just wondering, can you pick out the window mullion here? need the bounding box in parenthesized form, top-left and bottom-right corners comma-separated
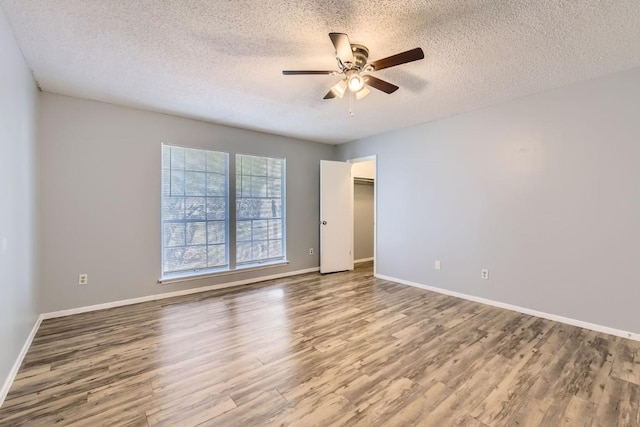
(228, 152, 237, 270)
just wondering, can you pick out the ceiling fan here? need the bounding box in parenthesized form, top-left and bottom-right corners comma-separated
(283, 33, 424, 100)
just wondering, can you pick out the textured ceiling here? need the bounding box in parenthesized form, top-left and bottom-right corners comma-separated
(2, 1, 640, 144)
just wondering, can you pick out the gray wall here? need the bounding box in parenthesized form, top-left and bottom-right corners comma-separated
(338, 67, 640, 334)
(39, 93, 335, 312)
(0, 9, 39, 392)
(354, 182, 374, 260)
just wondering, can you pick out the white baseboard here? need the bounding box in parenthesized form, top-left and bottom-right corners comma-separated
(375, 273, 640, 342)
(354, 257, 374, 264)
(42, 266, 320, 320)
(0, 315, 43, 407)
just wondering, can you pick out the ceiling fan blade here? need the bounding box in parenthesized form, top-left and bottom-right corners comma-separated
(282, 70, 335, 75)
(368, 47, 424, 71)
(323, 90, 336, 99)
(329, 33, 355, 65)
(363, 75, 399, 94)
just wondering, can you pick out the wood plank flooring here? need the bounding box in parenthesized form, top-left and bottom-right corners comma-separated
(1, 262, 639, 426)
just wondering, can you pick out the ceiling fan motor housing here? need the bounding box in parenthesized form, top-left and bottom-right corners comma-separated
(340, 44, 369, 70)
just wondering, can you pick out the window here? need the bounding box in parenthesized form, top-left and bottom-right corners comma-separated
(161, 146, 286, 280)
(161, 145, 228, 276)
(236, 154, 286, 265)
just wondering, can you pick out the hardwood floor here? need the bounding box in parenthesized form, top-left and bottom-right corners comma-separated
(1, 262, 639, 426)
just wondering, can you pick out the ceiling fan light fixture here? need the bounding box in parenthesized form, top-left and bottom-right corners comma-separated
(355, 85, 370, 100)
(330, 79, 347, 99)
(347, 71, 364, 92)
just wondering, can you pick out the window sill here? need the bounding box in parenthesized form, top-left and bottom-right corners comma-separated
(158, 260, 289, 285)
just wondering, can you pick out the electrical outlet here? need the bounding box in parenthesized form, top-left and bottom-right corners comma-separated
(309, 248, 314, 255)
(481, 269, 489, 280)
(434, 260, 441, 270)
(79, 274, 88, 285)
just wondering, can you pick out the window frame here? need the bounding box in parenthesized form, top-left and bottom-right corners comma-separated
(159, 145, 288, 283)
(160, 144, 230, 279)
(235, 153, 287, 267)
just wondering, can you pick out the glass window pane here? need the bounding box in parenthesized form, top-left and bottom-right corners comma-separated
(183, 246, 206, 270)
(268, 220, 282, 239)
(185, 148, 206, 171)
(170, 146, 185, 170)
(252, 241, 268, 260)
(206, 197, 226, 220)
(237, 174, 250, 198)
(164, 247, 182, 272)
(240, 156, 252, 176)
(237, 220, 252, 242)
(170, 171, 185, 195)
(267, 178, 281, 197)
(267, 158, 282, 178)
(207, 245, 226, 267)
(162, 145, 171, 169)
(185, 171, 205, 196)
(251, 176, 267, 197)
(237, 242, 252, 263)
(207, 221, 226, 245)
(185, 197, 206, 220)
(164, 246, 206, 272)
(252, 220, 268, 241)
(206, 151, 226, 174)
(162, 172, 171, 196)
(163, 197, 185, 220)
(164, 223, 185, 247)
(186, 222, 206, 245)
(236, 198, 260, 219)
(258, 199, 281, 218)
(252, 157, 267, 176)
(206, 173, 225, 197)
(269, 239, 283, 258)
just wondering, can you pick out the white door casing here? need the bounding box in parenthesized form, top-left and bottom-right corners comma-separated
(320, 160, 354, 273)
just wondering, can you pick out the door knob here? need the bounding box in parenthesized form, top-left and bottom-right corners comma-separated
(321, 221, 327, 225)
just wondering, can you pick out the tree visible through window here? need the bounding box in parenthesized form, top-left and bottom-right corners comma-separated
(236, 154, 286, 265)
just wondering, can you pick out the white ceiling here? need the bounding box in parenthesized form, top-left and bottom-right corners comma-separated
(2, 1, 640, 144)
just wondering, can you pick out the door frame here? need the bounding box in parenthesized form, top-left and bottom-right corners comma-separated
(347, 155, 377, 276)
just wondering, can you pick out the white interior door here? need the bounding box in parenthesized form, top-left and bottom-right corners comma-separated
(320, 160, 354, 273)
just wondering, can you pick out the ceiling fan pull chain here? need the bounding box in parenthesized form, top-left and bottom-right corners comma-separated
(349, 91, 354, 117)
